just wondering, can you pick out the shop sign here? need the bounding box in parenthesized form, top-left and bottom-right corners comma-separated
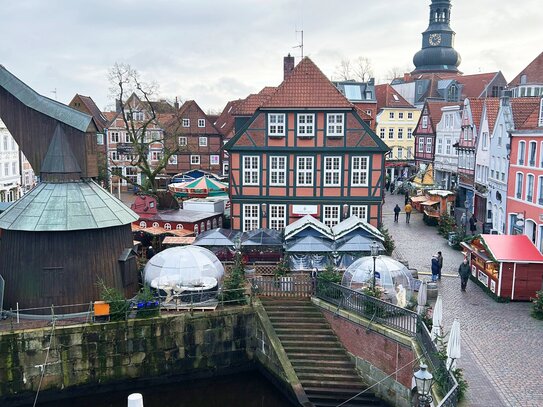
(292, 205, 318, 216)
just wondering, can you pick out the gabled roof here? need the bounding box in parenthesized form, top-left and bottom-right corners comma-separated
(232, 89, 275, 116)
(284, 215, 333, 240)
(375, 84, 413, 111)
(465, 98, 485, 128)
(483, 98, 501, 133)
(41, 125, 82, 175)
(457, 72, 502, 99)
(0, 65, 94, 133)
(69, 94, 108, 131)
(508, 52, 543, 87)
(332, 216, 384, 241)
(481, 234, 543, 263)
(426, 100, 460, 127)
(215, 100, 243, 136)
(164, 100, 218, 134)
(510, 98, 541, 129)
(261, 57, 352, 109)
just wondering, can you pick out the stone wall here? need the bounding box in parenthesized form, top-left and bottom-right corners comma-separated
(0, 307, 255, 402)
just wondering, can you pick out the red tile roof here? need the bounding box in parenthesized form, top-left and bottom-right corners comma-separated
(510, 98, 541, 129)
(457, 72, 500, 98)
(508, 52, 543, 87)
(70, 94, 109, 131)
(483, 98, 501, 133)
(466, 98, 484, 127)
(375, 84, 413, 111)
(426, 100, 460, 125)
(261, 57, 352, 109)
(215, 99, 242, 137)
(232, 90, 275, 115)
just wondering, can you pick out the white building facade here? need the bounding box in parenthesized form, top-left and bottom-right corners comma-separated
(434, 105, 461, 190)
(0, 119, 23, 202)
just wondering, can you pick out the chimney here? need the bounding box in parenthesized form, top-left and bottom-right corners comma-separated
(403, 73, 410, 82)
(284, 54, 295, 80)
(115, 99, 122, 113)
(368, 77, 375, 86)
(174, 96, 179, 110)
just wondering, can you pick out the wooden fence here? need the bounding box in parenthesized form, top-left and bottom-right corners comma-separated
(249, 274, 314, 297)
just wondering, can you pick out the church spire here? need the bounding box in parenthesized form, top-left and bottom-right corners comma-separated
(412, 0, 461, 74)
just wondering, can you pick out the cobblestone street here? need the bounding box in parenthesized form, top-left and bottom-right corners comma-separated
(383, 191, 543, 407)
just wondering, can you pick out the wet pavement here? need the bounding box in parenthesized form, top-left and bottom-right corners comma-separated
(383, 191, 543, 407)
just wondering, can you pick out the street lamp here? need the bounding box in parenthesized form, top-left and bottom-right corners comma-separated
(413, 363, 434, 407)
(370, 240, 379, 291)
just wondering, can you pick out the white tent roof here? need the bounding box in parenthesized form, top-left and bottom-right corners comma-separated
(284, 214, 333, 240)
(332, 215, 384, 241)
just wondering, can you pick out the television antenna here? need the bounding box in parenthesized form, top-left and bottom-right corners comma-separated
(50, 88, 57, 100)
(293, 30, 304, 58)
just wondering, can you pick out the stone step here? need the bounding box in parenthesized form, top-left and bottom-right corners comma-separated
(283, 344, 345, 353)
(289, 358, 356, 368)
(275, 327, 335, 335)
(285, 351, 352, 362)
(269, 316, 326, 324)
(300, 379, 366, 390)
(271, 321, 331, 330)
(279, 336, 339, 344)
(297, 371, 362, 382)
(293, 364, 357, 375)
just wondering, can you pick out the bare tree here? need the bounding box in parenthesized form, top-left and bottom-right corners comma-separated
(385, 65, 412, 82)
(352, 57, 374, 82)
(334, 58, 352, 81)
(108, 63, 180, 195)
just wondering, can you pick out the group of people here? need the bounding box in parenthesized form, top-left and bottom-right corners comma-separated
(460, 212, 478, 234)
(430, 251, 443, 282)
(393, 200, 412, 223)
(429, 250, 471, 291)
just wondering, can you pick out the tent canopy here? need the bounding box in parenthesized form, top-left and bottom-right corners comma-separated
(168, 176, 228, 198)
(193, 228, 241, 247)
(284, 214, 333, 241)
(241, 228, 282, 246)
(332, 215, 384, 241)
(285, 235, 334, 253)
(335, 234, 385, 253)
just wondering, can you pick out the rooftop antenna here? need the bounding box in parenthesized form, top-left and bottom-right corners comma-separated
(50, 88, 57, 100)
(293, 29, 304, 59)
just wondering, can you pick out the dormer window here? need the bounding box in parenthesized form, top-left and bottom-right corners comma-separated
(327, 113, 344, 137)
(297, 114, 315, 138)
(268, 113, 285, 137)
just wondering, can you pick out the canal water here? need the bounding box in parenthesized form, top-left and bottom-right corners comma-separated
(38, 371, 296, 407)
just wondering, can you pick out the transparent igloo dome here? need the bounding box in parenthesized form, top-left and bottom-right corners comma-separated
(342, 256, 415, 307)
(144, 246, 224, 293)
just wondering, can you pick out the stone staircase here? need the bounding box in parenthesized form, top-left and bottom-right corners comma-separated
(261, 298, 387, 407)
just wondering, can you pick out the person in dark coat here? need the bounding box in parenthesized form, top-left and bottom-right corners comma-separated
(393, 204, 401, 222)
(390, 182, 395, 194)
(431, 255, 439, 282)
(437, 251, 443, 280)
(458, 258, 471, 291)
(146, 246, 155, 260)
(469, 214, 478, 234)
(404, 193, 410, 206)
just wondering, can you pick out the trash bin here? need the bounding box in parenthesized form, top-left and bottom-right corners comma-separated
(448, 232, 457, 247)
(427, 282, 438, 301)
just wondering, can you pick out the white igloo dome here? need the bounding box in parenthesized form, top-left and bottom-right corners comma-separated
(342, 256, 415, 307)
(144, 246, 224, 291)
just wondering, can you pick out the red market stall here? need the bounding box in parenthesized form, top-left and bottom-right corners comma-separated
(461, 235, 543, 301)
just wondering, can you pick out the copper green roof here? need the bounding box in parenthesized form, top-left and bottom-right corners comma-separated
(0, 65, 94, 132)
(0, 180, 138, 231)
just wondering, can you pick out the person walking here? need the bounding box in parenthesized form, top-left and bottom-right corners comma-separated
(460, 212, 467, 233)
(390, 181, 395, 194)
(437, 251, 443, 280)
(431, 254, 439, 282)
(469, 213, 478, 235)
(404, 193, 410, 206)
(458, 258, 471, 291)
(404, 201, 412, 223)
(393, 204, 401, 222)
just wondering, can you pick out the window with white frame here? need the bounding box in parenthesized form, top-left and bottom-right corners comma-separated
(515, 172, 524, 198)
(327, 113, 344, 137)
(164, 223, 171, 230)
(437, 139, 443, 154)
(297, 114, 315, 137)
(540, 142, 543, 167)
(168, 155, 178, 165)
(210, 155, 220, 165)
(269, 204, 286, 230)
(398, 128, 403, 139)
(426, 138, 432, 153)
(190, 155, 200, 165)
(324, 157, 341, 186)
(243, 156, 260, 185)
(199, 137, 208, 147)
(538, 176, 543, 204)
(389, 112, 395, 119)
(422, 116, 428, 128)
(243, 204, 260, 231)
(270, 156, 287, 186)
(407, 128, 413, 139)
(388, 128, 394, 139)
(398, 112, 404, 119)
(296, 156, 314, 186)
(379, 128, 385, 139)
(182, 118, 190, 127)
(194, 224, 199, 235)
(179, 136, 187, 146)
(198, 119, 205, 128)
(482, 132, 488, 150)
(408, 112, 413, 119)
(322, 205, 340, 227)
(527, 174, 534, 202)
(446, 139, 452, 155)
(518, 141, 526, 165)
(97, 133, 104, 145)
(110, 151, 119, 160)
(110, 131, 120, 143)
(351, 156, 368, 186)
(418, 137, 424, 152)
(539, 98, 543, 126)
(350, 205, 368, 221)
(268, 113, 286, 136)
(529, 141, 537, 166)
(397, 147, 403, 159)
(150, 150, 163, 161)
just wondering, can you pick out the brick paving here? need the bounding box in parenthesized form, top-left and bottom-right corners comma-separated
(383, 191, 543, 407)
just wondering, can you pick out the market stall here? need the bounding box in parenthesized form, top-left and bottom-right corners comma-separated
(241, 228, 283, 263)
(461, 234, 543, 301)
(193, 228, 241, 261)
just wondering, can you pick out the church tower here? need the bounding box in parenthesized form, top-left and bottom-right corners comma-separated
(412, 0, 461, 74)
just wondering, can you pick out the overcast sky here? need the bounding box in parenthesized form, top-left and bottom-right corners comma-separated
(1, 0, 541, 114)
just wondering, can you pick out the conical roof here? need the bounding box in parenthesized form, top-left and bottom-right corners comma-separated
(0, 179, 138, 231)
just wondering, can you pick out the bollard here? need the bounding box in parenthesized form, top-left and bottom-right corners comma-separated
(127, 393, 144, 407)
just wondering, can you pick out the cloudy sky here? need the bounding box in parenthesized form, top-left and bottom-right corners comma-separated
(1, 0, 541, 113)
